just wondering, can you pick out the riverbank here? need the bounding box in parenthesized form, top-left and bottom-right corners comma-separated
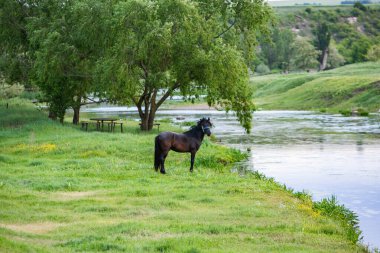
(251, 62, 380, 112)
(0, 99, 367, 252)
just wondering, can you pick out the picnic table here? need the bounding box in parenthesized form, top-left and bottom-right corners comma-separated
(90, 118, 119, 132)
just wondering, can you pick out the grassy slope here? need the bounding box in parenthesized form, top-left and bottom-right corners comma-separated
(251, 62, 380, 111)
(0, 99, 365, 253)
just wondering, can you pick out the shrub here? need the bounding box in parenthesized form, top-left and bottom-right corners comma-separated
(357, 108, 369, 116)
(339, 109, 351, 116)
(313, 195, 362, 244)
(327, 43, 345, 69)
(0, 83, 24, 99)
(366, 44, 380, 62)
(353, 2, 366, 12)
(255, 63, 270, 75)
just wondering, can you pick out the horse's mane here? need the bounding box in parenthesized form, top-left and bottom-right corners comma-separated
(183, 118, 211, 135)
(183, 125, 200, 135)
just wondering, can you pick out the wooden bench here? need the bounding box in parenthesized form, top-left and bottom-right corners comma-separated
(110, 122, 123, 133)
(139, 122, 160, 132)
(81, 121, 89, 131)
(81, 121, 99, 131)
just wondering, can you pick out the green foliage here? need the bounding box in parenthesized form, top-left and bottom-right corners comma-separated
(327, 41, 346, 69)
(313, 195, 362, 244)
(0, 83, 24, 99)
(353, 2, 367, 12)
(314, 22, 331, 69)
(1, 0, 274, 132)
(268, 5, 380, 68)
(258, 27, 295, 71)
(350, 36, 373, 63)
(28, 0, 110, 123)
(97, 0, 273, 132)
(255, 63, 270, 75)
(339, 109, 352, 117)
(292, 37, 320, 70)
(366, 44, 380, 62)
(0, 0, 36, 85)
(357, 108, 369, 116)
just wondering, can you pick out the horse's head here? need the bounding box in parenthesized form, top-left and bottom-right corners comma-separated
(198, 117, 213, 136)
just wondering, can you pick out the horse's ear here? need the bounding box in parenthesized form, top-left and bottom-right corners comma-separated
(207, 117, 210, 121)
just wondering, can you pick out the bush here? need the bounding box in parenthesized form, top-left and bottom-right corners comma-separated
(339, 109, 351, 116)
(357, 108, 369, 116)
(353, 2, 366, 11)
(0, 83, 24, 99)
(351, 8, 361, 17)
(255, 63, 270, 75)
(366, 44, 380, 62)
(327, 41, 345, 69)
(313, 195, 362, 244)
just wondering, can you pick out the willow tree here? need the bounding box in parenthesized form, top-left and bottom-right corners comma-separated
(98, 0, 273, 132)
(29, 0, 110, 123)
(0, 0, 37, 86)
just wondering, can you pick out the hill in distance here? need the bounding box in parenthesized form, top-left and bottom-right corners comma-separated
(251, 62, 380, 111)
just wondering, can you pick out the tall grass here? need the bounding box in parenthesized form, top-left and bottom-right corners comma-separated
(313, 196, 362, 244)
(247, 169, 363, 245)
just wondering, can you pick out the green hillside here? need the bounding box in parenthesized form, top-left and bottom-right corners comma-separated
(251, 62, 380, 111)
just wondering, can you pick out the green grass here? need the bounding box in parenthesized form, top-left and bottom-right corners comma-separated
(0, 99, 367, 252)
(251, 62, 380, 112)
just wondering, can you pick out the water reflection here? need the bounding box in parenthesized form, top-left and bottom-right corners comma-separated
(77, 107, 380, 249)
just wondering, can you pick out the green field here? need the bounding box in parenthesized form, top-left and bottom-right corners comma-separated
(0, 99, 367, 252)
(251, 62, 380, 111)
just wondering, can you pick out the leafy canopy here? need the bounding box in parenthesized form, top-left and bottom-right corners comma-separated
(98, 0, 273, 132)
(28, 0, 110, 122)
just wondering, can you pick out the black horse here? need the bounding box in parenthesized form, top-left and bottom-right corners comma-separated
(154, 118, 212, 174)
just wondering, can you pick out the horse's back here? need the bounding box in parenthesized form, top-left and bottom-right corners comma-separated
(156, 132, 175, 148)
(156, 131, 192, 152)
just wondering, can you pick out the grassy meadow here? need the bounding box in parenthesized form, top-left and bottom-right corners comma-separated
(251, 62, 380, 112)
(0, 99, 367, 252)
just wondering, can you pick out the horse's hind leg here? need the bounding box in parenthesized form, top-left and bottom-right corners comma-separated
(160, 151, 169, 174)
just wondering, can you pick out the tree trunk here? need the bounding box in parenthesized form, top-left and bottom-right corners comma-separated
(72, 106, 80, 125)
(319, 48, 328, 71)
(134, 84, 179, 131)
(139, 110, 156, 131)
(48, 110, 57, 120)
(140, 114, 149, 131)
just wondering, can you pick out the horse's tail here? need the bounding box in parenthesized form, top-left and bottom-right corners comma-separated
(154, 136, 160, 171)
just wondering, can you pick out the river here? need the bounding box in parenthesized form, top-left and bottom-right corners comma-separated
(77, 107, 380, 249)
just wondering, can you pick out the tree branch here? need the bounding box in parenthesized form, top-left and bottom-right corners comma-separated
(213, 3, 245, 40)
(150, 88, 158, 113)
(140, 61, 148, 78)
(156, 82, 181, 109)
(80, 97, 109, 106)
(131, 95, 144, 119)
(214, 19, 237, 39)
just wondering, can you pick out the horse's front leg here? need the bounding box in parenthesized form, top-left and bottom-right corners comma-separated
(190, 151, 196, 172)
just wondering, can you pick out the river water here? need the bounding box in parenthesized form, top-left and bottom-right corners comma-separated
(78, 107, 380, 249)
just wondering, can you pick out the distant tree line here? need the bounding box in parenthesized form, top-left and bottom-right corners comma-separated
(341, 0, 372, 5)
